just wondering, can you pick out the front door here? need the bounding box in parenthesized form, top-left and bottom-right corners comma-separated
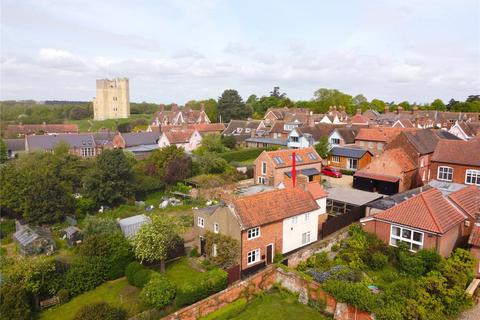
(266, 244, 273, 264)
(200, 237, 206, 256)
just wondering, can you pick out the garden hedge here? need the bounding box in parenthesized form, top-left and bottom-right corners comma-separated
(217, 148, 266, 163)
(176, 268, 228, 307)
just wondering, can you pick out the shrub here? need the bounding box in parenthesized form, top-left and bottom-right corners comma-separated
(201, 298, 247, 320)
(57, 288, 70, 304)
(73, 303, 127, 320)
(125, 262, 152, 288)
(398, 251, 425, 277)
(340, 169, 355, 175)
(189, 246, 199, 257)
(331, 243, 340, 252)
(0, 283, 32, 320)
(65, 257, 108, 295)
(133, 269, 153, 288)
(322, 280, 378, 313)
(176, 269, 228, 307)
(369, 252, 388, 270)
(204, 231, 240, 269)
(296, 261, 308, 272)
(140, 274, 176, 309)
(416, 249, 442, 273)
(273, 253, 284, 264)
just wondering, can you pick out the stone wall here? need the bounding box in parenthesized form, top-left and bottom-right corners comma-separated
(161, 266, 373, 320)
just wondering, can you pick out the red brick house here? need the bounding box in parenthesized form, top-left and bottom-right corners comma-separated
(253, 147, 322, 186)
(468, 224, 480, 277)
(5, 123, 79, 138)
(429, 138, 480, 186)
(360, 188, 472, 257)
(385, 129, 460, 185)
(353, 148, 417, 195)
(355, 127, 416, 155)
(232, 187, 321, 274)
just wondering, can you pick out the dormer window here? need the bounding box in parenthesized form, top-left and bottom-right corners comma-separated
(273, 156, 284, 165)
(307, 152, 317, 160)
(245, 128, 251, 133)
(236, 128, 243, 134)
(295, 154, 303, 162)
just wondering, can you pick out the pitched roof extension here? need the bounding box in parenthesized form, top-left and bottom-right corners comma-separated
(370, 188, 466, 234)
(260, 147, 321, 168)
(448, 185, 480, 220)
(232, 187, 319, 229)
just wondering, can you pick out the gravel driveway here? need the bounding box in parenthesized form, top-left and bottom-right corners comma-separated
(458, 303, 480, 320)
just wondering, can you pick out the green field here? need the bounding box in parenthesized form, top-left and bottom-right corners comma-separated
(67, 114, 152, 132)
(40, 278, 146, 320)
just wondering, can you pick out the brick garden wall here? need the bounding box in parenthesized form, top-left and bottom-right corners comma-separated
(161, 265, 373, 320)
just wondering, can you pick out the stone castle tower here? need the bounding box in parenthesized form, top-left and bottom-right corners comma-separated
(93, 78, 130, 120)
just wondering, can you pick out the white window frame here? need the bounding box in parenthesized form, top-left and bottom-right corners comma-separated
(389, 225, 424, 252)
(465, 169, 480, 186)
(331, 138, 340, 145)
(305, 212, 310, 222)
(291, 216, 298, 225)
(258, 176, 266, 184)
(302, 231, 311, 245)
(197, 217, 205, 228)
(347, 158, 358, 170)
(214, 222, 219, 234)
(332, 155, 340, 163)
(247, 227, 260, 240)
(437, 166, 453, 181)
(261, 161, 267, 175)
(247, 248, 260, 265)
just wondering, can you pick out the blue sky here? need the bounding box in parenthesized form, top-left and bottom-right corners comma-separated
(1, 0, 479, 104)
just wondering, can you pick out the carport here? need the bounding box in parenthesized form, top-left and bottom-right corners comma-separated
(353, 171, 400, 195)
(321, 187, 383, 238)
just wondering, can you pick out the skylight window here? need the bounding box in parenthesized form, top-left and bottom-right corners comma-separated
(307, 152, 317, 160)
(273, 156, 284, 165)
(295, 154, 303, 162)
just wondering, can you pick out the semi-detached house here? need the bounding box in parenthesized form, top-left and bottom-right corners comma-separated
(193, 186, 327, 276)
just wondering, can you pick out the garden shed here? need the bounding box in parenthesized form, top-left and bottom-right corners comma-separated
(63, 226, 83, 247)
(118, 214, 150, 238)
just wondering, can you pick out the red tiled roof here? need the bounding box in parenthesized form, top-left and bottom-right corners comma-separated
(163, 129, 195, 144)
(306, 182, 328, 199)
(448, 185, 480, 219)
(468, 224, 480, 247)
(431, 139, 480, 167)
(355, 148, 417, 179)
(6, 124, 79, 135)
(269, 121, 287, 134)
(371, 188, 466, 234)
(350, 113, 370, 124)
(261, 147, 322, 168)
(233, 188, 319, 229)
(192, 123, 225, 132)
(356, 127, 416, 142)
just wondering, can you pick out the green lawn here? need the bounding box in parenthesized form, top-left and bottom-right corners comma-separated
(164, 258, 201, 287)
(68, 114, 152, 132)
(202, 290, 328, 320)
(40, 278, 146, 320)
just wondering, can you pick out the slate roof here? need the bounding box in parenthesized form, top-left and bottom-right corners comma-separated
(245, 137, 287, 146)
(261, 147, 321, 168)
(4, 139, 25, 151)
(335, 127, 358, 144)
(122, 132, 159, 147)
(370, 188, 466, 234)
(367, 185, 433, 210)
(64, 226, 81, 237)
(330, 146, 371, 159)
(447, 185, 480, 219)
(26, 134, 96, 150)
(285, 168, 320, 178)
(13, 226, 52, 246)
(431, 138, 480, 166)
(297, 124, 337, 141)
(232, 188, 319, 229)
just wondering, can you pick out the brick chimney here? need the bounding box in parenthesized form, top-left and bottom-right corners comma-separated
(295, 175, 309, 191)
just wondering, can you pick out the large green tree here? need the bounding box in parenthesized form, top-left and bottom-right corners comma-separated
(217, 89, 252, 122)
(0, 138, 7, 163)
(82, 149, 135, 207)
(312, 88, 353, 114)
(131, 215, 184, 271)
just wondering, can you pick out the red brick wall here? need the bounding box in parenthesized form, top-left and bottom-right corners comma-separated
(241, 222, 282, 271)
(429, 161, 480, 185)
(161, 267, 374, 320)
(438, 224, 468, 257)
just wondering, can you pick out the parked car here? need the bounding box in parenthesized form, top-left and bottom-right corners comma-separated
(321, 166, 342, 178)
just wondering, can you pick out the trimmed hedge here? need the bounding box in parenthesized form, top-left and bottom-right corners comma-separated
(200, 298, 247, 320)
(176, 268, 228, 307)
(217, 148, 266, 163)
(73, 302, 127, 320)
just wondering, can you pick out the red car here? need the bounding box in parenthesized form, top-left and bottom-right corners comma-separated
(321, 166, 342, 178)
